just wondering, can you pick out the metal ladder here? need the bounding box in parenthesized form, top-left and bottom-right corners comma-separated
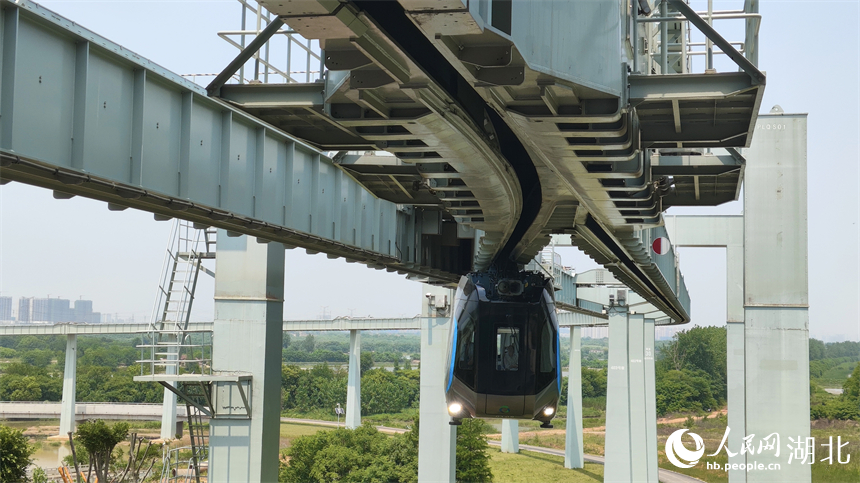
(142, 220, 216, 377)
(186, 402, 209, 483)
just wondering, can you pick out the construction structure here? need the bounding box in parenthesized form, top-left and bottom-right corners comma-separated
(0, 1, 810, 482)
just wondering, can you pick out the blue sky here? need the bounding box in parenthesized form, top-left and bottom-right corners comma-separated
(0, 1, 857, 341)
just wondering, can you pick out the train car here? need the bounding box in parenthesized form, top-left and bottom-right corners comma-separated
(444, 270, 561, 427)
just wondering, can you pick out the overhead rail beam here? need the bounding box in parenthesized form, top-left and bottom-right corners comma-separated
(0, 0, 467, 284)
(667, 0, 765, 85)
(207, 15, 284, 96)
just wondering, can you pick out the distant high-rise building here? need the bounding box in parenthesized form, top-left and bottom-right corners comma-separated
(73, 299, 93, 323)
(18, 297, 33, 322)
(0, 296, 12, 321)
(14, 296, 100, 323)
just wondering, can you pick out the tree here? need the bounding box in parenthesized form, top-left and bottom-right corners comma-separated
(809, 338, 826, 360)
(281, 424, 417, 483)
(361, 369, 418, 415)
(655, 369, 718, 415)
(0, 425, 35, 483)
(301, 334, 316, 353)
(455, 419, 493, 483)
(360, 352, 374, 375)
(9, 376, 42, 401)
(73, 420, 130, 483)
(843, 363, 860, 402)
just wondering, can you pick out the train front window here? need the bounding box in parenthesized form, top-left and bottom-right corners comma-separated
(540, 320, 555, 373)
(496, 327, 520, 371)
(457, 317, 476, 371)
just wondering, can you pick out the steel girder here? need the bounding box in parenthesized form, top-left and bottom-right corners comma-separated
(0, 0, 469, 284)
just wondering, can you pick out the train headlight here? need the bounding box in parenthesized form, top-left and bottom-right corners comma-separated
(448, 403, 463, 415)
(543, 407, 555, 416)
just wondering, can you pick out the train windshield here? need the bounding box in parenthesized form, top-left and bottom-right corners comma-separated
(496, 327, 520, 371)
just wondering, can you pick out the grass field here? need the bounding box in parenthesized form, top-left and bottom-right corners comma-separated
(278, 422, 333, 448)
(488, 448, 603, 483)
(817, 362, 858, 388)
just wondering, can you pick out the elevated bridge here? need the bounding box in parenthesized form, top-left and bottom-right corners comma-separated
(0, 401, 182, 422)
(0, 0, 767, 324)
(0, 2, 811, 483)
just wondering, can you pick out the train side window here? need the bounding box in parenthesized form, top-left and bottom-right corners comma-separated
(496, 327, 519, 371)
(540, 321, 555, 373)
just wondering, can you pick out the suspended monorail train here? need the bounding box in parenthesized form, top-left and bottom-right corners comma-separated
(444, 270, 561, 427)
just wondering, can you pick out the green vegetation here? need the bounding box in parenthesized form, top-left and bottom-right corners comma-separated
(0, 425, 35, 483)
(656, 326, 726, 416)
(279, 424, 419, 483)
(279, 418, 493, 483)
(578, 337, 609, 370)
(281, 363, 420, 417)
(282, 332, 420, 364)
(811, 364, 860, 421)
(455, 419, 493, 483)
(487, 449, 603, 482)
(71, 420, 130, 482)
(0, 335, 161, 404)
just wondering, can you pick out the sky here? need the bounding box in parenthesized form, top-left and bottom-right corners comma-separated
(0, 1, 857, 341)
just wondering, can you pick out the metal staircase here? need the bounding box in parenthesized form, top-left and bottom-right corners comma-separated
(159, 403, 209, 483)
(139, 220, 215, 380)
(136, 221, 253, 421)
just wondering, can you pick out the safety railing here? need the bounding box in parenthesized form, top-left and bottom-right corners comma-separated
(137, 329, 214, 378)
(632, 0, 760, 76)
(217, 0, 324, 84)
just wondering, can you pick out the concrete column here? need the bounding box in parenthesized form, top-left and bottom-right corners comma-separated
(743, 112, 809, 483)
(564, 326, 584, 469)
(345, 329, 361, 429)
(627, 314, 647, 482)
(664, 213, 746, 483)
(500, 420, 519, 453)
(726, 246, 747, 483)
(208, 234, 285, 483)
(160, 333, 178, 441)
(643, 320, 658, 483)
(58, 334, 77, 436)
(604, 306, 631, 482)
(418, 315, 456, 483)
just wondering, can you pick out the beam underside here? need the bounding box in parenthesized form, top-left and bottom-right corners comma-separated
(0, 7, 404, 268)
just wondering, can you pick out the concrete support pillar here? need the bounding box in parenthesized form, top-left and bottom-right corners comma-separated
(727, 246, 747, 483)
(643, 320, 658, 483)
(59, 334, 77, 436)
(500, 420, 519, 453)
(160, 333, 178, 441)
(345, 329, 362, 429)
(743, 112, 809, 483)
(664, 213, 746, 483)
(727, 320, 747, 483)
(604, 306, 631, 482)
(208, 234, 285, 483)
(418, 315, 456, 483)
(626, 314, 648, 482)
(564, 325, 584, 468)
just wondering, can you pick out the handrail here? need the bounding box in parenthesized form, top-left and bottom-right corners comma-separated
(635, 0, 763, 83)
(667, 0, 765, 84)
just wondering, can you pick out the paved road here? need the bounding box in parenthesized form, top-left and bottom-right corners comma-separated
(280, 418, 705, 483)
